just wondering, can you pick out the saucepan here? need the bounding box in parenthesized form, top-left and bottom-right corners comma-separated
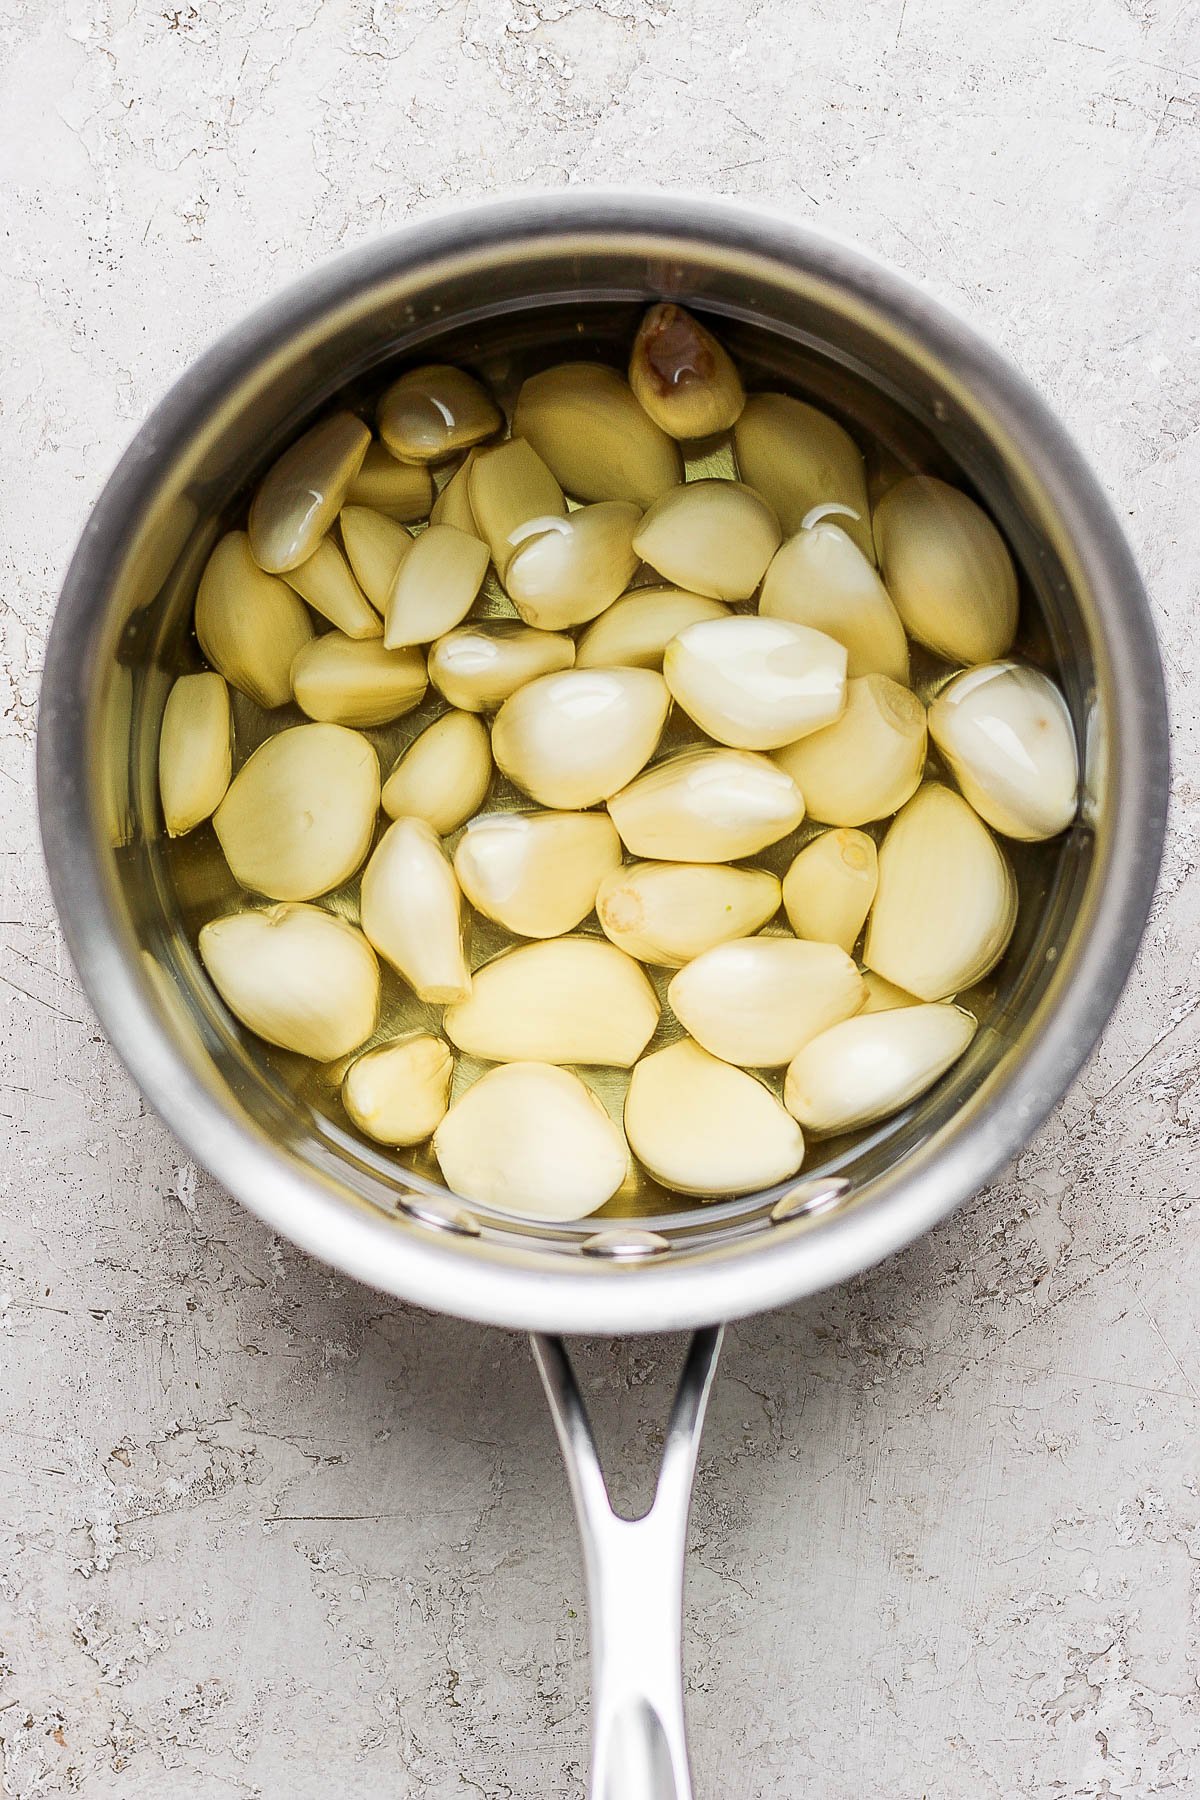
(37, 192, 1168, 1798)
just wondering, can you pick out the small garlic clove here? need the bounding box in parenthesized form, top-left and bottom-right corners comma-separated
(159, 671, 233, 836)
(608, 748, 805, 863)
(213, 723, 380, 901)
(360, 817, 471, 1003)
(443, 937, 659, 1067)
(632, 480, 781, 601)
(860, 970, 922, 1013)
(782, 829, 878, 953)
(504, 501, 642, 629)
(928, 661, 1078, 841)
(199, 903, 379, 1061)
(575, 586, 730, 670)
(759, 519, 908, 682)
(664, 615, 847, 750)
(732, 393, 874, 560)
(195, 531, 315, 709)
(342, 1033, 454, 1145)
(345, 442, 434, 521)
(339, 505, 413, 612)
(377, 364, 502, 464)
(454, 811, 623, 938)
(281, 537, 382, 640)
(468, 439, 567, 576)
(624, 1039, 805, 1196)
(668, 937, 865, 1067)
(290, 634, 427, 728)
(492, 667, 669, 808)
(247, 412, 371, 573)
(628, 304, 745, 439)
(383, 523, 490, 649)
(774, 674, 927, 826)
(784, 1003, 976, 1134)
(874, 475, 1018, 663)
(427, 622, 575, 712)
(864, 782, 1016, 1000)
(513, 362, 683, 507)
(434, 1062, 628, 1221)
(596, 860, 781, 967)
(429, 450, 480, 535)
(381, 711, 492, 832)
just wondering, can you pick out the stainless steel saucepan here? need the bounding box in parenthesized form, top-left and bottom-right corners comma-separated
(37, 192, 1168, 1799)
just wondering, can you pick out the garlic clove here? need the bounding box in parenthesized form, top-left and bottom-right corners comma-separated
(339, 505, 413, 612)
(608, 748, 805, 863)
(873, 475, 1018, 663)
(668, 937, 865, 1067)
(342, 1033, 454, 1145)
(632, 480, 781, 601)
(247, 412, 371, 573)
(664, 615, 847, 750)
(429, 450, 480, 535)
(513, 362, 683, 507)
(927, 661, 1078, 841)
(360, 816, 471, 1003)
(732, 394, 874, 560)
(784, 1002, 976, 1134)
(378, 364, 502, 465)
(195, 531, 315, 709)
(624, 1039, 805, 1196)
(213, 723, 380, 901)
(454, 811, 623, 939)
(383, 523, 490, 649)
(427, 622, 575, 712)
(382, 710, 492, 832)
(290, 634, 427, 728)
(281, 537, 382, 639)
(199, 903, 379, 1061)
(468, 439, 567, 576)
(504, 501, 642, 630)
(628, 303, 746, 439)
(443, 937, 659, 1067)
(575, 587, 730, 670)
(774, 674, 926, 826)
(596, 860, 781, 966)
(159, 671, 233, 836)
(492, 667, 670, 808)
(860, 970, 922, 1013)
(864, 782, 1016, 1000)
(759, 519, 908, 683)
(782, 829, 878, 953)
(344, 442, 434, 521)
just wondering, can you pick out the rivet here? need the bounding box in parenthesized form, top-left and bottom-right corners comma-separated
(397, 1193, 481, 1237)
(581, 1228, 671, 1259)
(770, 1176, 851, 1225)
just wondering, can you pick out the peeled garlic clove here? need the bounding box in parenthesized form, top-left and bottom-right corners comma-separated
(575, 586, 730, 670)
(759, 519, 908, 683)
(344, 442, 434, 522)
(382, 710, 492, 832)
(928, 661, 1078, 841)
(339, 505, 413, 611)
(782, 829, 878, 953)
(504, 501, 642, 630)
(668, 937, 865, 1067)
(628, 303, 745, 439)
(732, 394, 874, 560)
(247, 412, 371, 574)
(632, 480, 780, 601)
(360, 817, 471, 1003)
(195, 531, 315, 709)
(624, 1039, 804, 1196)
(874, 475, 1018, 663)
(159, 671, 232, 836)
(608, 748, 805, 863)
(199, 903, 379, 1060)
(429, 451, 480, 535)
(864, 782, 1016, 1000)
(378, 364, 502, 464)
(383, 523, 489, 649)
(664, 615, 847, 750)
(290, 634, 427, 727)
(596, 861, 781, 966)
(860, 970, 921, 1013)
(774, 674, 926, 826)
(513, 362, 683, 507)
(342, 1034, 453, 1145)
(492, 668, 669, 808)
(434, 1062, 628, 1221)
(214, 723, 380, 901)
(454, 811, 622, 938)
(468, 439, 566, 575)
(784, 1003, 976, 1134)
(427, 622, 575, 712)
(282, 537, 381, 640)
(443, 937, 659, 1066)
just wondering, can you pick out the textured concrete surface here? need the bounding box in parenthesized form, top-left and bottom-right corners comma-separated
(2, 0, 1199, 1794)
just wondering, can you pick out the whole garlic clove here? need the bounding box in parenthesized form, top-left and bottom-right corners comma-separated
(290, 633, 427, 728)
(664, 615, 847, 750)
(513, 362, 683, 507)
(339, 505, 413, 612)
(608, 748, 805, 863)
(624, 1038, 805, 1196)
(454, 811, 622, 938)
(427, 622, 575, 712)
(382, 711, 492, 832)
(575, 587, 730, 670)
(383, 523, 490, 649)
(596, 860, 781, 966)
(443, 937, 659, 1067)
(342, 1033, 454, 1145)
(632, 480, 781, 601)
(360, 817, 471, 1003)
(429, 450, 480, 535)
(864, 782, 1016, 1000)
(281, 537, 382, 640)
(199, 903, 379, 1060)
(247, 411, 371, 573)
(491, 667, 670, 808)
(782, 829, 878, 953)
(377, 364, 502, 464)
(774, 674, 926, 826)
(504, 501, 642, 629)
(668, 937, 865, 1067)
(759, 517, 908, 683)
(873, 475, 1018, 663)
(434, 1062, 628, 1221)
(732, 394, 874, 560)
(344, 442, 434, 521)
(467, 439, 566, 575)
(927, 661, 1078, 841)
(213, 723, 380, 901)
(159, 671, 233, 836)
(195, 531, 315, 709)
(784, 1002, 976, 1134)
(628, 304, 745, 439)
(860, 970, 921, 1013)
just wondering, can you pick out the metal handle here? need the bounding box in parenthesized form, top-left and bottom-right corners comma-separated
(531, 1326, 724, 1800)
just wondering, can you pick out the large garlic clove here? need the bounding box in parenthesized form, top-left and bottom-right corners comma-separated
(873, 475, 1018, 663)
(213, 723, 380, 901)
(159, 671, 233, 836)
(927, 661, 1078, 841)
(339, 505, 413, 612)
(454, 811, 622, 938)
(628, 304, 745, 439)
(664, 615, 847, 750)
(360, 816, 471, 1003)
(596, 860, 781, 966)
(491, 667, 670, 808)
(759, 518, 908, 683)
(282, 537, 382, 639)
(467, 439, 567, 575)
(624, 1039, 805, 1196)
(668, 937, 865, 1067)
(290, 634, 427, 727)
(782, 829, 878, 953)
(247, 411, 371, 574)
(378, 364, 502, 465)
(860, 970, 921, 1013)
(342, 1033, 453, 1145)
(195, 531, 315, 709)
(429, 450, 480, 535)
(504, 501, 642, 630)
(864, 782, 1016, 999)
(774, 674, 926, 826)
(575, 587, 730, 670)
(383, 523, 490, 649)
(732, 394, 874, 560)
(434, 1062, 628, 1221)
(784, 1002, 976, 1134)
(608, 748, 805, 863)
(199, 903, 379, 1060)
(443, 937, 659, 1066)
(427, 622, 575, 712)
(513, 362, 683, 507)
(381, 710, 492, 832)
(344, 442, 434, 521)
(632, 480, 781, 601)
